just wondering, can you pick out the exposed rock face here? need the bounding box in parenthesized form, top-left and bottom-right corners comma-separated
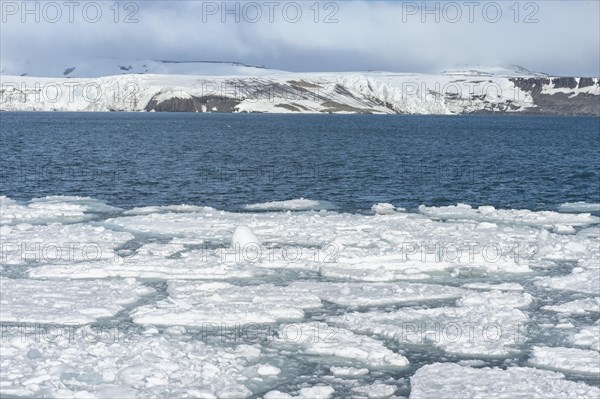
(511, 77, 600, 116)
(145, 95, 240, 113)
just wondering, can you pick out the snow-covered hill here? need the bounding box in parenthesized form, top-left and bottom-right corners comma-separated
(0, 59, 278, 78)
(1, 63, 598, 115)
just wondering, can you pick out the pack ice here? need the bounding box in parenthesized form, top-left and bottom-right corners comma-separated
(1, 196, 599, 398)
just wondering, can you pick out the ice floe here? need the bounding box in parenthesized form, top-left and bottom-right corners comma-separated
(1, 223, 134, 265)
(536, 269, 600, 294)
(409, 363, 599, 398)
(329, 367, 369, 377)
(28, 246, 270, 280)
(559, 202, 600, 213)
(419, 203, 600, 228)
(570, 322, 600, 351)
(285, 281, 466, 308)
(0, 327, 263, 398)
(275, 322, 409, 368)
(245, 199, 335, 211)
(131, 282, 322, 326)
(329, 290, 532, 356)
(529, 346, 600, 375)
(0, 196, 119, 226)
(461, 282, 524, 291)
(1, 195, 599, 396)
(351, 382, 396, 398)
(543, 297, 600, 314)
(371, 203, 404, 215)
(264, 385, 335, 399)
(0, 278, 152, 324)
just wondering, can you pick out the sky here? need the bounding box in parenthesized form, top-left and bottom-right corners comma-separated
(1, 0, 599, 76)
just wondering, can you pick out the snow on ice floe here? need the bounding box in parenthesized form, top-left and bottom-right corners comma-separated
(123, 204, 216, 215)
(535, 269, 600, 294)
(419, 203, 600, 229)
(543, 297, 600, 314)
(559, 202, 600, 213)
(409, 363, 600, 399)
(351, 383, 396, 398)
(529, 346, 600, 375)
(244, 199, 335, 211)
(461, 282, 524, 291)
(100, 201, 598, 281)
(275, 322, 409, 368)
(570, 322, 600, 351)
(371, 203, 404, 215)
(1, 223, 134, 265)
(232, 225, 261, 248)
(131, 282, 322, 326)
(18, 199, 597, 284)
(286, 281, 466, 308)
(28, 243, 270, 280)
(0, 278, 152, 324)
(130, 281, 467, 329)
(329, 290, 532, 357)
(329, 366, 369, 377)
(0, 327, 264, 398)
(0, 196, 119, 226)
(264, 385, 335, 399)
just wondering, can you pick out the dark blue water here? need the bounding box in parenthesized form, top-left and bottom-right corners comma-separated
(1, 112, 599, 212)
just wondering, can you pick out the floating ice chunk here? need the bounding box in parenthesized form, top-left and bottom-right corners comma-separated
(276, 322, 408, 368)
(123, 204, 215, 215)
(256, 365, 281, 377)
(28, 246, 269, 280)
(462, 282, 524, 291)
(577, 226, 600, 238)
(409, 363, 599, 399)
(351, 383, 396, 398)
(264, 391, 293, 399)
(529, 346, 600, 375)
(264, 386, 335, 399)
(1, 223, 134, 265)
(136, 241, 186, 257)
(543, 297, 600, 314)
(570, 322, 600, 351)
(287, 281, 466, 307)
(330, 292, 530, 356)
(329, 366, 369, 377)
(559, 202, 600, 213)
(320, 254, 451, 282)
(535, 269, 600, 294)
(1, 196, 119, 225)
(232, 225, 261, 248)
(298, 386, 335, 398)
(0, 278, 152, 324)
(244, 199, 335, 211)
(0, 327, 260, 398)
(131, 281, 322, 326)
(371, 203, 404, 215)
(552, 224, 576, 234)
(419, 203, 600, 228)
(457, 290, 533, 309)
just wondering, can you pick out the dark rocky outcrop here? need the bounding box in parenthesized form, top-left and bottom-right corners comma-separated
(145, 94, 240, 112)
(510, 77, 600, 115)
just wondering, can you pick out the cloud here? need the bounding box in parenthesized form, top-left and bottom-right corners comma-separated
(1, 1, 598, 76)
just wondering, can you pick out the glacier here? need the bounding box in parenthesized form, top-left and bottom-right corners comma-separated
(1, 63, 598, 115)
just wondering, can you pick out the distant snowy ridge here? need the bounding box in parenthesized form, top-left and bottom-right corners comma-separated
(1, 65, 598, 115)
